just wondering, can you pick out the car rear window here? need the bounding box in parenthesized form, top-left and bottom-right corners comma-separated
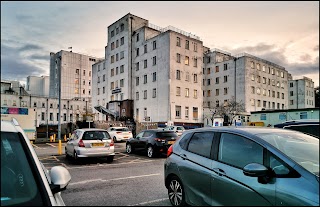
(156, 132, 178, 137)
(82, 131, 110, 140)
(115, 128, 129, 132)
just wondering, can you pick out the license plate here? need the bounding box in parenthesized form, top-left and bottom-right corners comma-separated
(168, 141, 175, 145)
(92, 143, 104, 147)
(124, 136, 128, 138)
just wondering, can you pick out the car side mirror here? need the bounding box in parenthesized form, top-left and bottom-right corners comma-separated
(243, 163, 269, 177)
(49, 166, 71, 194)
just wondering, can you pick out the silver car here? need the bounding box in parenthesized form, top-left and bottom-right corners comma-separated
(164, 127, 319, 206)
(65, 128, 115, 163)
(1, 118, 71, 206)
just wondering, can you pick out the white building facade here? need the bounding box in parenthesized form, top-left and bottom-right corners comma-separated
(49, 50, 103, 100)
(26, 75, 50, 97)
(92, 13, 204, 126)
(288, 77, 315, 109)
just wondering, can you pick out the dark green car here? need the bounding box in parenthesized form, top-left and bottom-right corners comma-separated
(164, 127, 319, 206)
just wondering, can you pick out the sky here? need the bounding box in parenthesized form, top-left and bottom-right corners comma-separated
(1, 1, 319, 87)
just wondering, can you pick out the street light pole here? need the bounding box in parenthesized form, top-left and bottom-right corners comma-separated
(58, 56, 62, 155)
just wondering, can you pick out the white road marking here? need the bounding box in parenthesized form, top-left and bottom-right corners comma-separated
(46, 143, 56, 147)
(129, 198, 169, 206)
(69, 173, 160, 186)
(67, 159, 154, 169)
(32, 143, 40, 148)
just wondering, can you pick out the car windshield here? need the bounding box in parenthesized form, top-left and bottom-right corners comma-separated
(115, 128, 129, 132)
(164, 126, 174, 130)
(1, 132, 45, 205)
(257, 131, 319, 176)
(82, 131, 110, 140)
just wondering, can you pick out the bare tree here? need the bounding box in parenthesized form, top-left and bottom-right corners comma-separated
(208, 97, 246, 125)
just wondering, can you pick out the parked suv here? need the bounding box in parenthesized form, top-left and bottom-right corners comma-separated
(126, 129, 178, 158)
(1, 118, 71, 206)
(163, 125, 185, 136)
(164, 127, 319, 206)
(274, 119, 319, 138)
(107, 126, 133, 142)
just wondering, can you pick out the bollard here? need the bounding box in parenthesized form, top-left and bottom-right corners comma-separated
(64, 134, 67, 142)
(69, 133, 71, 138)
(58, 140, 62, 155)
(50, 135, 53, 142)
(53, 134, 56, 142)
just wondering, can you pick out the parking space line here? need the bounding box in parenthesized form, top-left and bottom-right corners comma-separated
(68, 160, 154, 169)
(69, 173, 160, 186)
(46, 143, 56, 148)
(32, 143, 40, 148)
(129, 198, 169, 206)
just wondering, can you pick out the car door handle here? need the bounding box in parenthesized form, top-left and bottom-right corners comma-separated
(213, 168, 226, 176)
(180, 154, 187, 160)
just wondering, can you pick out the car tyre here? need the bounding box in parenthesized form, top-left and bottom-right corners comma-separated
(147, 146, 155, 158)
(168, 176, 186, 206)
(113, 136, 117, 143)
(74, 151, 79, 160)
(106, 155, 114, 163)
(65, 148, 70, 159)
(126, 144, 134, 154)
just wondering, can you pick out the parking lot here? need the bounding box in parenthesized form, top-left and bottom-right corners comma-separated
(33, 142, 171, 206)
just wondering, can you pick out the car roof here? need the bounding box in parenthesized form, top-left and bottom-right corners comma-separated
(185, 126, 298, 136)
(274, 120, 319, 127)
(76, 128, 108, 132)
(1, 120, 19, 132)
(143, 129, 176, 132)
(110, 126, 128, 128)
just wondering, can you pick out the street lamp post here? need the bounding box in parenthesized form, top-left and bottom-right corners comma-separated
(57, 56, 62, 155)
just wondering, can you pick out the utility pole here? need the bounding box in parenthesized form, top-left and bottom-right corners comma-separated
(58, 55, 62, 155)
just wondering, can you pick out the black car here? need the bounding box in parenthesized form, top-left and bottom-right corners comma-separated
(273, 119, 319, 138)
(126, 129, 178, 158)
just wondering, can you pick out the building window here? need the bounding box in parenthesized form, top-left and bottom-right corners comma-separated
(153, 56, 156, 65)
(83, 70, 86, 76)
(224, 64, 227, 71)
(263, 101, 267, 108)
(257, 75, 261, 83)
(216, 100, 219, 107)
(250, 98, 255, 106)
(251, 86, 255, 94)
(111, 30, 114, 37)
(272, 91, 275, 98)
(216, 89, 219, 96)
(185, 88, 189, 97)
(215, 66, 219, 73)
(120, 65, 124, 73)
(193, 90, 198, 98)
(111, 82, 114, 90)
(111, 68, 114, 76)
(41, 112, 45, 121)
(207, 90, 211, 97)
(207, 79, 211, 86)
(136, 33, 139, 42)
(290, 100, 294, 105)
(282, 93, 284, 99)
(251, 74, 255, 81)
(290, 91, 293, 96)
(120, 51, 124, 59)
(185, 107, 189, 119)
(152, 72, 157, 82)
(176, 37, 181, 47)
(144, 74, 147, 84)
(277, 92, 280, 98)
(153, 41, 156, 50)
(144, 44, 147, 53)
(193, 58, 197, 67)
(111, 55, 114, 63)
(256, 63, 260, 70)
(185, 56, 189, 65)
(120, 79, 124, 87)
(176, 87, 181, 96)
(207, 56, 211, 63)
(224, 76, 228, 83)
(185, 40, 189, 49)
(120, 23, 124, 32)
(49, 113, 53, 121)
(136, 77, 139, 86)
(144, 59, 147, 68)
(177, 53, 181, 63)
(263, 77, 266, 84)
(121, 37, 124, 45)
(262, 65, 266, 72)
(175, 106, 181, 118)
(152, 88, 156, 98)
(256, 88, 261, 95)
(193, 107, 198, 119)
(176, 70, 181, 80)
(260, 114, 266, 120)
(136, 48, 139, 56)
(251, 61, 254, 69)
(135, 62, 139, 71)
(215, 77, 219, 84)
(136, 92, 139, 100)
(257, 100, 261, 107)
(194, 74, 198, 83)
(143, 90, 147, 99)
(111, 42, 115, 50)
(194, 43, 197, 52)
(224, 88, 228, 95)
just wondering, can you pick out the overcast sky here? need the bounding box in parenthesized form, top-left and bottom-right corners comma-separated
(1, 1, 319, 87)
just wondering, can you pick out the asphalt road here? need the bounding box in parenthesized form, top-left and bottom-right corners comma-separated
(33, 142, 172, 206)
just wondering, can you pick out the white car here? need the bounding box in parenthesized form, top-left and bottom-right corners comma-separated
(1, 118, 71, 206)
(65, 128, 115, 162)
(107, 127, 133, 142)
(163, 126, 185, 136)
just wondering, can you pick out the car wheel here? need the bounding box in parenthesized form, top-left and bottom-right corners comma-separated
(126, 144, 133, 154)
(147, 146, 155, 158)
(106, 155, 114, 163)
(168, 176, 186, 206)
(65, 148, 70, 159)
(113, 136, 117, 143)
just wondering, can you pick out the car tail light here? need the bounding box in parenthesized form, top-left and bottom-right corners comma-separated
(78, 139, 85, 147)
(110, 140, 114, 146)
(167, 145, 173, 157)
(116, 132, 122, 134)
